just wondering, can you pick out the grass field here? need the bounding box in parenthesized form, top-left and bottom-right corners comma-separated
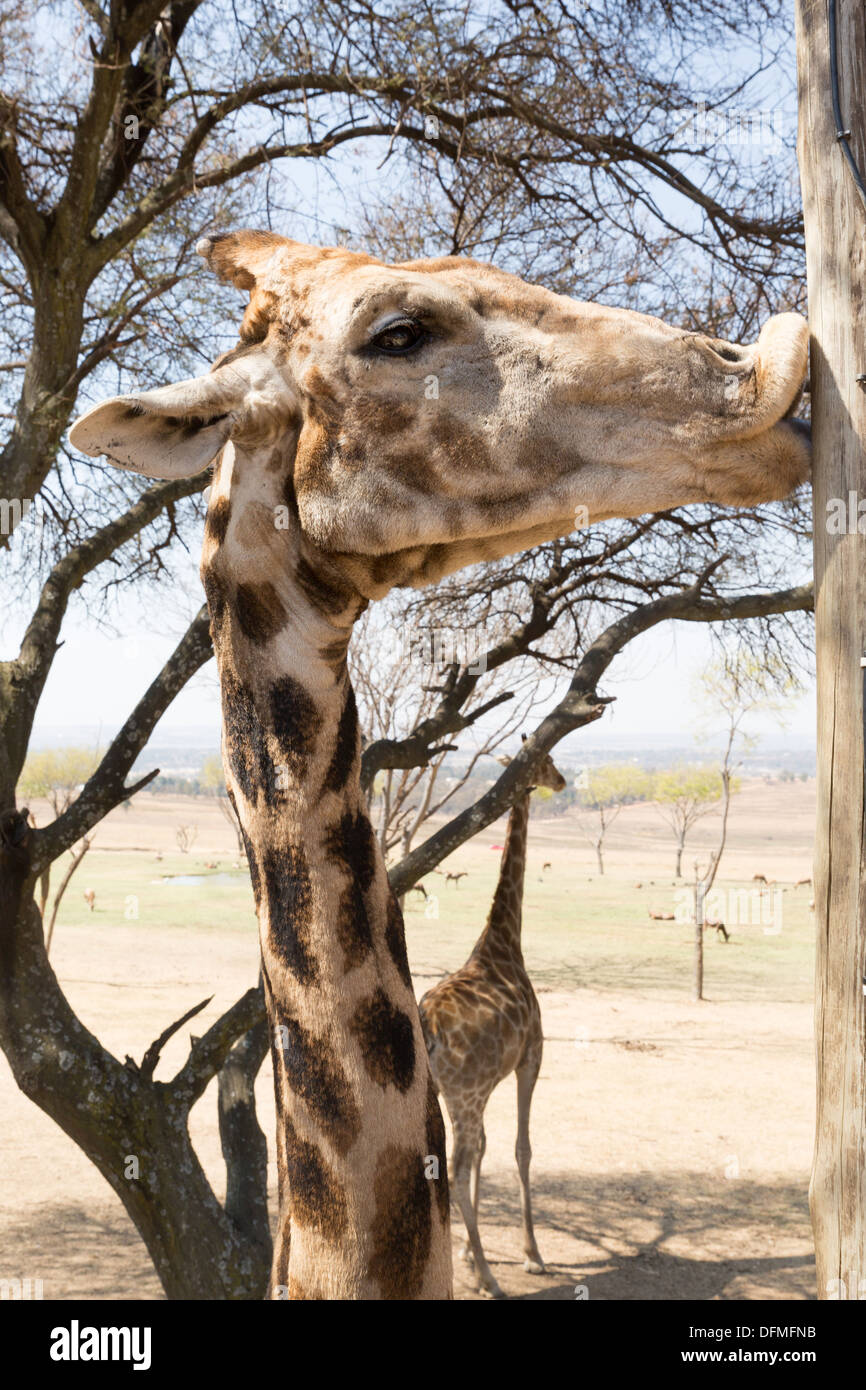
(0, 779, 817, 1300)
(53, 845, 813, 1004)
(404, 867, 813, 1004)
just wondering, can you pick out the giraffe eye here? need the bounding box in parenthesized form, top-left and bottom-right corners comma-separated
(368, 318, 427, 355)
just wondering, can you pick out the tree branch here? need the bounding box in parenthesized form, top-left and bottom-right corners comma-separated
(137, 993, 211, 1081)
(361, 690, 513, 791)
(32, 605, 213, 870)
(0, 94, 47, 272)
(53, 0, 188, 241)
(44, 833, 93, 955)
(169, 986, 265, 1111)
(90, 2, 204, 224)
(218, 993, 270, 1254)
(389, 580, 813, 895)
(5, 473, 207, 785)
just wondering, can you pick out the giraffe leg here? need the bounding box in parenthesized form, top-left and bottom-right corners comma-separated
(460, 1125, 486, 1264)
(452, 1114, 504, 1298)
(515, 1050, 545, 1273)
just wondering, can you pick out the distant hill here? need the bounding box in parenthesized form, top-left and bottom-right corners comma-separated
(29, 724, 816, 781)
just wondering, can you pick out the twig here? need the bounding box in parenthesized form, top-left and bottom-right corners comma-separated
(138, 995, 212, 1081)
(44, 835, 93, 955)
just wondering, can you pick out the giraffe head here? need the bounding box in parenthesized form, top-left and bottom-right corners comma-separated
(530, 752, 568, 794)
(69, 230, 809, 596)
(498, 739, 568, 793)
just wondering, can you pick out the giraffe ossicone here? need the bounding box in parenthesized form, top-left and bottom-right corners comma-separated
(69, 230, 809, 1301)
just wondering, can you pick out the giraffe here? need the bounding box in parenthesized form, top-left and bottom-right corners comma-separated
(69, 229, 809, 1300)
(419, 745, 567, 1298)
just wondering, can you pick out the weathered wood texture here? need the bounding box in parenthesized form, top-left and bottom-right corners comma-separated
(797, 0, 866, 1300)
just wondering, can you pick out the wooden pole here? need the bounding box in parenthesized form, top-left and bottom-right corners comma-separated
(796, 0, 866, 1300)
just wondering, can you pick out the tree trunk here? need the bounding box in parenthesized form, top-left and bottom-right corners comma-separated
(0, 813, 270, 1299)
(379, 770, 392, 856)
(797, 0, 866, 1300)
(397, 826, 412, 911)
(596, 840, 604, 875)
(675, 836, 684, 879)
(218, 795, 245, 856)
(693, 876, 704, 1002)
(218, 1011, 271, 1259)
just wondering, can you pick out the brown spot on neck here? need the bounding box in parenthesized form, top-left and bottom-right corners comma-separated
(235, 580, 288, 644)
(350, 989, 416, 1093)
(283, 1116, 348, 1243)
(295, 553, 358, 618)
(367, 1145, 433, 1298)
(275, 1010, 361, 1156)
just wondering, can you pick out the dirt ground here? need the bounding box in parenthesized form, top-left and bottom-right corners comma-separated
(0, 778, 817, 1300)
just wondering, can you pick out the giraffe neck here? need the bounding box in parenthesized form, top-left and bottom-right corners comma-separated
(201, 442, 451, 1300)
(475, 792, 531, 963)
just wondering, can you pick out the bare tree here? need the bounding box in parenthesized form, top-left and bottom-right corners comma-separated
(175, 823, 198, 854)
(201, 755, 245, 856)
(389, 579, 813, 898)
(654, 765, 728, 878)
(689, 650, 797, 998)
(575, 765, 652, 874)
(17, 746, 101, 923)
(350, 604, 542, 862)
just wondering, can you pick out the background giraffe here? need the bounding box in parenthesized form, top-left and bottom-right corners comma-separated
(70, 229, 809, 1299)
(420, 745, 567, 1297)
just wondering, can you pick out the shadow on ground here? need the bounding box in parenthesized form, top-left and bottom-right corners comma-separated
(1, 1168, 814, 1301)
(452, 1169, 815, 1301)
(0, 1201, 162, 1300)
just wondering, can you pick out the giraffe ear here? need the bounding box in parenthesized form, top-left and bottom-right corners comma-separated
(69, 370, 248, 479)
